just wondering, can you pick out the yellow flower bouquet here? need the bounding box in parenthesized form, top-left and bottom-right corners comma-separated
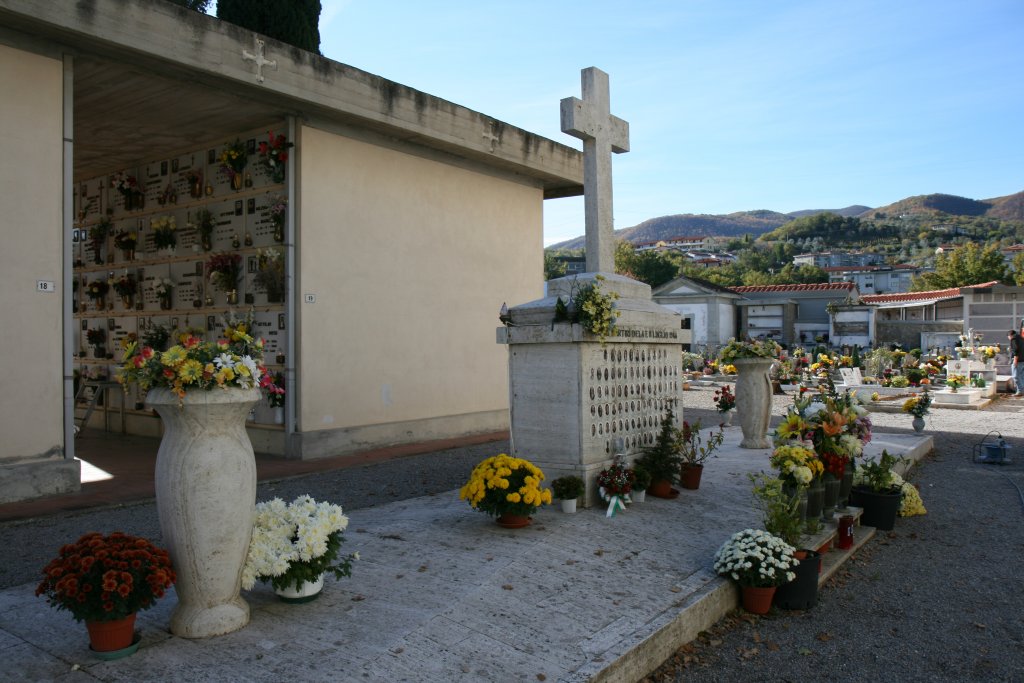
(718, 337, 782, 363)
(459, 454, 552, 519)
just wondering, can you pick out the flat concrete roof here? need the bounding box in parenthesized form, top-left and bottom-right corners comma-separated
(0, 0, 584, 196)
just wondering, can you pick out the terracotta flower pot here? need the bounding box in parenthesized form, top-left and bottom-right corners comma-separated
(86, 613, 136, 652)
(496, 513, 531, 529)
(647, 479, 677, 499)
(741, 585, 776, 615)
(680, 463, 704, 490)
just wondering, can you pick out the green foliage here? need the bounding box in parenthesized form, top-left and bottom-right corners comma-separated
(749, 473, 804, 548)
(551, 475, 585, 500)
(855, 449, 904, 494)
(1012, 253, 1024, 286)
(678, 420, 724, 465)
(572, 276, 618, 343)
(218, 0, 322, 53)
(910, 242, 1007, 290)
(270, 531, 355, 592)
(167, 0, 212, 10)
(614, 241, 680, 287)
(761, 212, 864, 242)
(631, 464, 652, 490)
(544, 251, 568, 280)
(636, 406, 683, 482)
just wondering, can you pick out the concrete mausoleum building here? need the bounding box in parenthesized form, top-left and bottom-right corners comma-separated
(0, 0, 584, 503)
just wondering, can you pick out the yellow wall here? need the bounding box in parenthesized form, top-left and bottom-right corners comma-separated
(297, 125, 542, 434)
(0, 44, 64, 462)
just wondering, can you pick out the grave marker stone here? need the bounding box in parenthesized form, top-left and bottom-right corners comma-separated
(499, 68, 682, 506)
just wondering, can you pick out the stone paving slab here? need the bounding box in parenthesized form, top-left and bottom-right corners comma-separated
(0, 428, 931, 683)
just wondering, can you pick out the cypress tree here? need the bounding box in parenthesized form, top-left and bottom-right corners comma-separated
(217, 0, 322, 54)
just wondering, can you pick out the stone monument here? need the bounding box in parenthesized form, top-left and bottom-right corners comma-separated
(498, 67, 684, 506)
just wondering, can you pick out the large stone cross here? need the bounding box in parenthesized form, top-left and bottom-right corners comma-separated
(561, 67, 630, 274)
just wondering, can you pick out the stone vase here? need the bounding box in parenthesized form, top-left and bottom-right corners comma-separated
(148, 386, 261, 638)
(733, 357, 773, 448)
(912, 416, 925, 433)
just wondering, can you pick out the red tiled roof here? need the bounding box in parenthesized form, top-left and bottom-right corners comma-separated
(729, 282, 856, 294)
(1002, 244, 1024, 253)
(859, 281, 999, 304)
(861, 287, 961, 304)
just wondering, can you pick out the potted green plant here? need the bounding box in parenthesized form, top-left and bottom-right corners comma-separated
(636, 406, 683, 498)
(749, 473, 819, 610)
(850, 449, 904, 530)
(678, 419, 724, 490)
(630, 464, 651, 503)
(551, 475, 585, 513)
(713, 528, 799, 615)
(35, 532, 175, 653)
(242, 495, 358, 602)
(459, 453, 553, 528)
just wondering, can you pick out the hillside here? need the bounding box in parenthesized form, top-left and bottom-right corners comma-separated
(787, 205, 871, 219)
(860, 191, 1024, 221)
(546, 190, 1024, 252)
(548, 210, 791, 250)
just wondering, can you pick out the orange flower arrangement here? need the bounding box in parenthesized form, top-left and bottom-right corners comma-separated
(36, 532, 175, 622)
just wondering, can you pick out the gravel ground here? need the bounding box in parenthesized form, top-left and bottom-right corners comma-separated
(645, 388, 1024, 683)
(4, 387, 1024, 682)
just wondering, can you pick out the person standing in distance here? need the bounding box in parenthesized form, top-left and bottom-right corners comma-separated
(1010, 330, 1024, 397)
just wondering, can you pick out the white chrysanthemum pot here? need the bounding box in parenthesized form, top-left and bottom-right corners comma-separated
(148, 386, 261, 638)
(733, 358, 773, 448)
(274, 573, 325, 603)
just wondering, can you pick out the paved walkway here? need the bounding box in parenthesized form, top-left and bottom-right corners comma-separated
(0, 427, 931, 682)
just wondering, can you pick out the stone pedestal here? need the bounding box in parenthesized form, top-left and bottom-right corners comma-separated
(498, 273, 683, 506)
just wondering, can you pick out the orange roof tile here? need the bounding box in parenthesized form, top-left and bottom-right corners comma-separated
(729, 283, 856, 294)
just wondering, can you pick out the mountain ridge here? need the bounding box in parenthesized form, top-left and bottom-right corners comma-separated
(547, 190, 1024, 250)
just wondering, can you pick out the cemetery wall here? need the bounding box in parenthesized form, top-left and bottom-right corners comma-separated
(0, 43, 77, 501)
(295, 125, 542, 454)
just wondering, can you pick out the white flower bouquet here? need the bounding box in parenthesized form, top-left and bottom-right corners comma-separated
(242, 495, 358, 592)
(713, 528, 799, 588)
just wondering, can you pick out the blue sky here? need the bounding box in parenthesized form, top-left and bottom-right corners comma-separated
(314, 0, 1024, 246)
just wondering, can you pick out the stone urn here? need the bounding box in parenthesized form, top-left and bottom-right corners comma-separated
(733, 357, 773, 448)
(147, 387, 261, 638)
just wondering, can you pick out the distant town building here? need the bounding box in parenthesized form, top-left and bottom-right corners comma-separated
(824, 264, 927, 294)
(634, 236, 725, 252)
(728, 282, 859, 346)
(792, 251, 885, 268)
(552, 254, 586, 275)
